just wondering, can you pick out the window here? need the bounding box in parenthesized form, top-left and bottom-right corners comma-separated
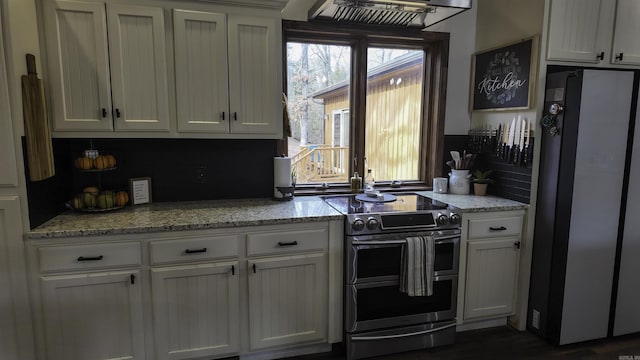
(284, 21, 449, 189)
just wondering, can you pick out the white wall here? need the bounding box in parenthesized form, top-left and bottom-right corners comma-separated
(282, 3, 478, 135)
(471, 0, 544, 131)
(472, 0, 546, 331)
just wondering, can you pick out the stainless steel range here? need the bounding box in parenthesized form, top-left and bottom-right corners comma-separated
(324, 193, 461, 360)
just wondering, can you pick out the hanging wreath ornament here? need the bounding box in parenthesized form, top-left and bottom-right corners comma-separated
(479, 50, 524, 105)
(541, 103, 563, 136)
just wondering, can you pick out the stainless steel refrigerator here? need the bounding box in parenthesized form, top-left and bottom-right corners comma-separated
(528, 68, 640, 345)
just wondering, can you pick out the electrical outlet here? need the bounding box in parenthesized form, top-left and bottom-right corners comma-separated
(195, 166, 207, 184)
(532, 309, 540, 329)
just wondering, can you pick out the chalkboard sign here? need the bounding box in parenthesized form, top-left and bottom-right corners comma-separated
(471, 36, 538, 111)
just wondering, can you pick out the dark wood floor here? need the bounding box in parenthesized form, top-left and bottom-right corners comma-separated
(299, 327, 640, 360)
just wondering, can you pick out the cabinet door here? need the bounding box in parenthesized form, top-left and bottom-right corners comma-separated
(464, 238, 520, 320)
(40, 270, 145, 360)
(43, 0, 113, 131)
(107, 4, 170, 131)
(174, 10, 230, 133)
(228, 15, 282, 136)
(611, 0, 640, 65)
(0, 197, 34, 360)
(248, 253, 327, 350)
(151, 261, 239, 360)
(547, 0, 616, 63)
(0, 14, 18, 186)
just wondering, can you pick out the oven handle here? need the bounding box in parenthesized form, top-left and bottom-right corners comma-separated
(350, 322, 457, 341)
(351, 235, 459, 246)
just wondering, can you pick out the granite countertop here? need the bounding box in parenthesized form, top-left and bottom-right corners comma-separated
(28, 192, 529, 240)
(28, 196, 343, 239)
(417, 191, 529, 212)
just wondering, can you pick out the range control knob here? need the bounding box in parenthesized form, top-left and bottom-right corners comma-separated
(449, 213, 461, 225)
(366, 217, 380, 230)
(352, 218, 366, 232)
(436, 213, 449, 225)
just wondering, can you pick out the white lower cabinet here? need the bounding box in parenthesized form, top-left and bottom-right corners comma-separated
(459, 211, 524, 323)
(40, 270, 145, 360)
(29, 221, 341, 360)
(248, 253, 328, 350)
(464, 237, 520, 319)
(151, 262, 240, 360)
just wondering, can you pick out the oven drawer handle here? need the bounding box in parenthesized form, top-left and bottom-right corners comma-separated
(350, 322, 457, 341)
(352, 235, 459, 246)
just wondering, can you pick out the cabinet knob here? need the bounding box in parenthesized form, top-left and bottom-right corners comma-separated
(221, 111, 226, 121)
(233, 112, 237, 121)
(514, 241, 521, 249)
(616, 53, 624, 62)
(489, 226, 507, 231)
(115, 108, 121, 118)
(596, 51, 604, 61)
(101, 108, 107, 118)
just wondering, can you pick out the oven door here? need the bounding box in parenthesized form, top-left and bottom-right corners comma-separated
(345, 275, 458, 333)
(347, 231, 459, 284)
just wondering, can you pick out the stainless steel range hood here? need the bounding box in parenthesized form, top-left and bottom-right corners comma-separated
(308, 0, 471, 29)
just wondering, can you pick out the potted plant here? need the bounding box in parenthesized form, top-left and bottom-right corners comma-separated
(472, 169, 493, 196)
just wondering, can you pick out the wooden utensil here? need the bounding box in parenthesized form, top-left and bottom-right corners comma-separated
(22, 53, 54, 181)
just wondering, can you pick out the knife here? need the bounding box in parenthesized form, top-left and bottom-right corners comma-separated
(523, 119, 531, 166)
(496, 124, 502, 158)
(513, 117, 521, 165)
(518, 118, 526, 165)
(501, 122, 509, 159)
(507, 117, 515, 162)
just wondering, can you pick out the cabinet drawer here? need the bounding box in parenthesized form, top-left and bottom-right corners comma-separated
(468, 217, 523, 239)
(39, 242, 141, 273)
(150, 235, 239, 265)
(247, 228, 328, 256)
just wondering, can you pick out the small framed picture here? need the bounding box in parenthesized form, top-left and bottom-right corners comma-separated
(129, 177, 152, 205)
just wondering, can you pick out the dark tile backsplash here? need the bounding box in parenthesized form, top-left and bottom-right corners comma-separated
(25, 138, 278, 228)
(25, 135, 530, 229)
(443, 134, 533, 204)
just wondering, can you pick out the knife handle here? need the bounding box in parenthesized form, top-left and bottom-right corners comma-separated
(522, 145, 528, 166)
(513, 146, 519, 165)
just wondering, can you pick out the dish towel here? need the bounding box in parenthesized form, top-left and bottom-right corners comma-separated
(400, 235, 435, 297)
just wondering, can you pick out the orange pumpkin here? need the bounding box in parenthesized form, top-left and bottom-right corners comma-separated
(94, 155, 109, 170)
(115, 191, 129, 207)
(105, 155, 116, 168)
(75, 157, 92, 170)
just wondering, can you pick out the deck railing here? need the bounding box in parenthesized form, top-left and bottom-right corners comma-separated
(292, 145, 349, 183)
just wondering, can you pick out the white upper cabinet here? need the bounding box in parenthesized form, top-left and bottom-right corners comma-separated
(44, 0, 169, 132)
(0, 11, 19, 186)
(174, 10, 230, 133)
(174, 11, 282, 136)
(107, 5, 170, 131)
(610, 0, 640, 65)
(547, 0, 616, 63)
(44, 1, 113, 131)
(228, 15, 281, 135)
(547, 0, 640, 66)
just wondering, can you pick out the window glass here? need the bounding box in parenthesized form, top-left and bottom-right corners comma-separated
(365, 48, 424, 182)
(287, 42, 351, 185)
(283, 22, 446, 190)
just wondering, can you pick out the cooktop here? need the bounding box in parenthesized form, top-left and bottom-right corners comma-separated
(323, 192, 448, 215)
